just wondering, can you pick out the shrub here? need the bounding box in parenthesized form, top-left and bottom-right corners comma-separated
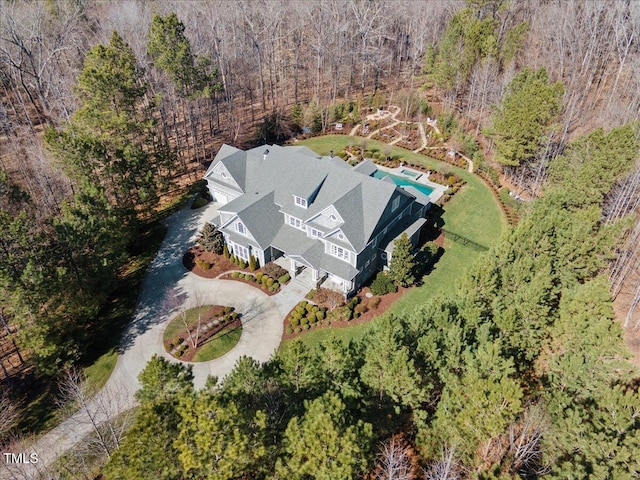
(272, 282, 279, 290)
(261, 275, 269, 285)
(290, 316, 301, 327)
(370, 272, 397, 295)
(301, 317, 310, 326)
(307, 289, 316, 299)
(266, 277, 274, 287)
(355, 303, 368, 314)
(316, 310, 325, 321)
(305, 303, 314, 313)
(286, 327, 293, 335)
(249, 255, 258, 271)
(231, 272, 239, 278)
(238, 259, 248, 269)
(196, 223, 224, 254)
(370, 297, 381, 309)
(230, 254, 237, 264)
(304, 324, 310, 330)
(256, 271, 264, 281)
(223, 244, 230, 258)
(279, 273, 291, 284)
(263, 262, 288, 279)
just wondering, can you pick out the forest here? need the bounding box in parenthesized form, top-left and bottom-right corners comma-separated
(1, 0, 640, 478)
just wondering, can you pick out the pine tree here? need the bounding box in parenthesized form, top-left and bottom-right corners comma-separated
(489, 67, 564, 167)
(275, 391, 373, 480)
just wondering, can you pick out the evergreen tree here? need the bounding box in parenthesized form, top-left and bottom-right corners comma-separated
(489, 67, 564, 167)
(196, 223, 224, 254)
(388, 233, 416, 287)
(360, 316, 429, 412)
(46, 31, 175, 222)
(175, 391, 268, 480)
(103, 356, 193, 480)
(275, 391, 373, 480)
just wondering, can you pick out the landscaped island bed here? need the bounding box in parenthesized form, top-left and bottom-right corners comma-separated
(163, 305, 242, 362)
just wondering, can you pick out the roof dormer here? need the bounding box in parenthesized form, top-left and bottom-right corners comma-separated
(294, 195, 308, 209)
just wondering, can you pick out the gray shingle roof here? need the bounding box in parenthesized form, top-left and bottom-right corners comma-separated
(207, 143, 418, 253)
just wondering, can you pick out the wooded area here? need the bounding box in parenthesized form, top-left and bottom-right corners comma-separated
(1, 0, 640, 477)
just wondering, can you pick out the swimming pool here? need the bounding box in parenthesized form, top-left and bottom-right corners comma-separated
(372, 170, 434, 196)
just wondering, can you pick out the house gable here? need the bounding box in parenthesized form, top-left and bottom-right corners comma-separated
(308, 205, 344, 229)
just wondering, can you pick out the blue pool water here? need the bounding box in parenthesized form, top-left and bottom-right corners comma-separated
(373, 170, 434, 196)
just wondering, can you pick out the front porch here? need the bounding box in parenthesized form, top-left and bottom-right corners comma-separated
(273, 256, 348, 295)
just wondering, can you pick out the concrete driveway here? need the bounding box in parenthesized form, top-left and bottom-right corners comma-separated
(3, 200, 299, 478)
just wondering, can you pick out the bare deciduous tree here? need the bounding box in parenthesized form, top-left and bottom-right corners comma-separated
(374, 436, 414, 480)
(423, 446, 459, 480)
(56, 369, 134, 460)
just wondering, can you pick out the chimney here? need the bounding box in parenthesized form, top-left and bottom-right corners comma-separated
(263, 148, 269, 161)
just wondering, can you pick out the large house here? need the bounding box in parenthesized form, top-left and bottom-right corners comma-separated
(204, 144, 437, 296)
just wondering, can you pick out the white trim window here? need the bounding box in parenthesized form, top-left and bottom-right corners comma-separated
(235, 244, 249, 261)
(288, 215, 306, 231)
(330, 244, 351, 262)
(392, 196, 400, 212)
(294, 196, 308, 208)
(236, 221, 246, 235)
(311, 228, 323, 238)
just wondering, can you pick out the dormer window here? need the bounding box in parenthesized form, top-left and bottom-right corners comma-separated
(236, 221, 246, 235)
(294, 196, 307, 208)
(392, 196, 400, 212)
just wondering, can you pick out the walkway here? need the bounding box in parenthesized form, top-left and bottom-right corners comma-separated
(2, 201, 293, 479)
(347, 105, 474, 173)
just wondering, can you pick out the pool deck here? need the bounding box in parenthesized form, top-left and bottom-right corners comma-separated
(376, 165, 448, 204)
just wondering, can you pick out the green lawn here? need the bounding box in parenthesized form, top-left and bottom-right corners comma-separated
(193, 325, 242, 362)
(163, 306, 214, 344)
(280, 135, 507, 349)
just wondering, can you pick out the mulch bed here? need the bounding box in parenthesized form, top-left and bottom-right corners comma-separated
(183, 246, 249, 279)
(281, 286, 408, 341)
(219, 272, 282, 296)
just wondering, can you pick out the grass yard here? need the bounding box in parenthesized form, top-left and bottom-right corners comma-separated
(193, 325, 242, 362)
(280, 135, 507, 349)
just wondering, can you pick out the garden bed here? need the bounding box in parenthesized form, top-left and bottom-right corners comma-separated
(164, 305, 242, 362)
(281, 286, 405, 340)
(183, 246, 243, 278)
(220, 268, 290, 295)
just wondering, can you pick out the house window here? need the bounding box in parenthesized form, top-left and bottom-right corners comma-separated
(288, 215, 306, 231)
(330, 244, 351, 262)
(294, 196, 307, 208)
(236, 221, 246, 235)
(311, 228, 323, 238)
(392, 196, 400, 212)
(235, 244, 249, 260)
(365, 259, 370, 267)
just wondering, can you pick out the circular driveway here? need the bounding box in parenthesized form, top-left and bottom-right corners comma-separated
(110, 201, 284, 391)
